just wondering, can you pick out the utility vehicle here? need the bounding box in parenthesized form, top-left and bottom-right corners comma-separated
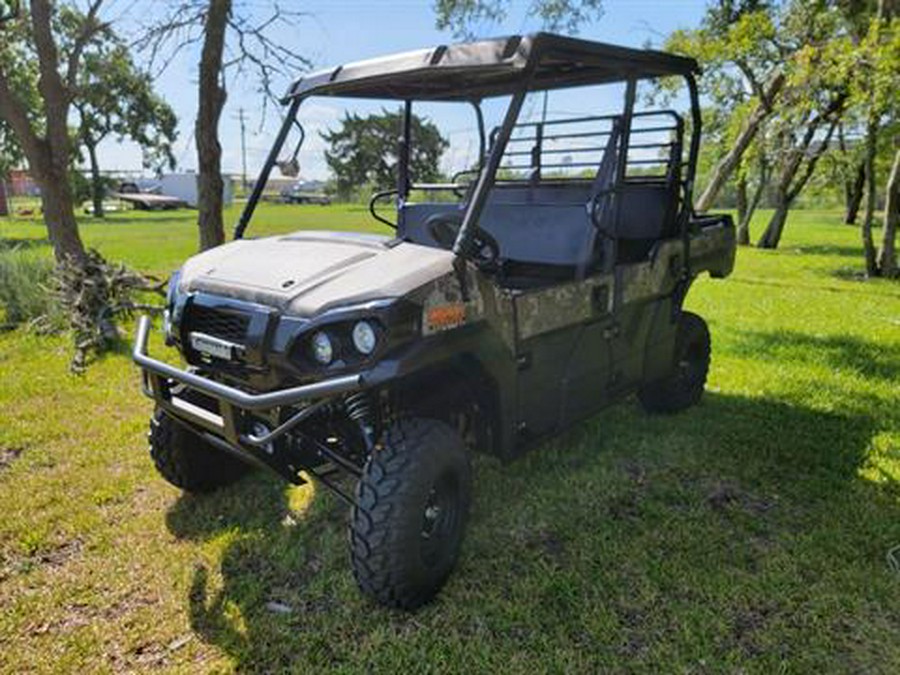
(279, 184, 331, 205)
(134, 33, 735, 610)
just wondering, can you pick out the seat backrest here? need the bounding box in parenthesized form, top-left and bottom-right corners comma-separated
(399, 120, 624, 270)
(478, 202, 592, 266)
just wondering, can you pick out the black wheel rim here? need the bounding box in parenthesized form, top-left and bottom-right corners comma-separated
(420, 471, 461, 568)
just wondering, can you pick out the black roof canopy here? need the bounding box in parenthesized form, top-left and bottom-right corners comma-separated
(283, 33, 699, 103)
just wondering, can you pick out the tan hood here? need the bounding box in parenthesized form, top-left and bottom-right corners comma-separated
(178, 230, 453, 316)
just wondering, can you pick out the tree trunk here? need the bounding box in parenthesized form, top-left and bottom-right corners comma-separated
(695, 71, 785, 212)
(738, 160, 768, 247)
(861, 120, 880, 276)
(844, 162, 865, 224)
(0, 177, 8, 217)
(877, 146, 900, 277)
(195, 0, 230, 251)
(86, 140, 104, 218)
(34, 160, 86, 264)
(757, 190, 789, 249)
(735, 174, 750, 246)
(755, 111, 841, 251)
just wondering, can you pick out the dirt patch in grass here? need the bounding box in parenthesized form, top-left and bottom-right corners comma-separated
(2, 538, 83, 581)
(707, 481, 776, 515)
(731, 603, 778, 658)
(25, 591, 158, 639)
(524, 528, 566, 563)
(0, 445, 24, 470)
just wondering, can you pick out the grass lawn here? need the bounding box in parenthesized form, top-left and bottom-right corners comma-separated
(0, 204, 898, 672)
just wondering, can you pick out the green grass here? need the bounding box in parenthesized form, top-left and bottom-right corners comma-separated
(0, 202, 391, 275)
(0, 205, 898, 672)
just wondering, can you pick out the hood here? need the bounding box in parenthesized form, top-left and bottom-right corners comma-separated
(178, 230, 454, 316)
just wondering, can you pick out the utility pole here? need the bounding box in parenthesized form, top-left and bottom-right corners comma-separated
(235, 107, 248, 192)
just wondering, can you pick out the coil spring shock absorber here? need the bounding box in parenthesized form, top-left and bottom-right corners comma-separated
(344, 391, 375, 450)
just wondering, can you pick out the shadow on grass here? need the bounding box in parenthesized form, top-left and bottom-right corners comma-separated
(728, 329, 900, 382)
(167, 393, 898, 671)
(789, 244, 865, 259)
(90, 213, 193, 226)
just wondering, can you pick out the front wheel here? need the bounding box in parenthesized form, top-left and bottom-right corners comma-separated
(349, 418, 472, 610)
(149, 410, 252, 493)
(638, 311, 711, 414)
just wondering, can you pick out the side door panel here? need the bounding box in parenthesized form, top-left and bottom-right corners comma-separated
(513, 276, 615, 436)
(607, 251, 683, 392)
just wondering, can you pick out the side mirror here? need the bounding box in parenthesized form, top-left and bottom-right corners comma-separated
(277, 158, 299, 177)
(0, 0, 19, 23)
(276, 119, 305, 177)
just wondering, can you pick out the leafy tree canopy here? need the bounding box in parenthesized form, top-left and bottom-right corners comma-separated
(322, 110, 449, 197)
(434, 0, 602, 37)
(76, 38, 177, 174)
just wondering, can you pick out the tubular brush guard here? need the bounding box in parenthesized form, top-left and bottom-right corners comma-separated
(132, 315, 366, 487)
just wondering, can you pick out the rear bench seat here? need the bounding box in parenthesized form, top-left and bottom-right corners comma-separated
(400, 182, 596, 269)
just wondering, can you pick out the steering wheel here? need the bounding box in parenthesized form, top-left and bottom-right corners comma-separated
(425, 213, 500, 265)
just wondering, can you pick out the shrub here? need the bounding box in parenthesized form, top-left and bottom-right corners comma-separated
(0, 246, 64, 330)
(0, 244, 163, 370)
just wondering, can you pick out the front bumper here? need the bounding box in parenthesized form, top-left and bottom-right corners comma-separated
(133, 315, 366, 483)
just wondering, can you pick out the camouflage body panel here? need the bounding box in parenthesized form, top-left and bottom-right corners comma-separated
(417, 267, 485, 334)
(513, 274, 612, 341)
(618, 239, 683, 306)
(512, 222, 733, 341)
(413, 263, 520, 354)
(477, 276, 518, 353)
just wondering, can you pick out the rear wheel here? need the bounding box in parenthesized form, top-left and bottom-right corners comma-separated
(349, 418, 472, 610)
(149, 410, 252, 493)
(638, 311, 710, 414)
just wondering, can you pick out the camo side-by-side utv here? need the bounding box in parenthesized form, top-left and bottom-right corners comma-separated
(134, 33, 735, 609)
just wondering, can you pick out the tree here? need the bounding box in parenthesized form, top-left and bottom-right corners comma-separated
(434, 0, 603, 37)
(75, 37, 177, 218)
(0, 111, 27, 217)
(0, 0, 107, 265)
(872, 11, 900, 276)
(322, 110, 449, 200)
(756, 4, 853, 248)
(837, 123, 867, 225)
(821, 0, 900, 275)
(852, 1, 900, 276)
(756, 97, 845, 248)
(664, 3, 784, 212)
(137, 1, 311, 251)
(195, 0, 228, 251)
(735, 133, 771, 245)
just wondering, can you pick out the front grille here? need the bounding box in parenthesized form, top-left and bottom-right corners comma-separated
(187, 305, 250, 343)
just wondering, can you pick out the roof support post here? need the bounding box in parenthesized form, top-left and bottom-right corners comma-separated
(615, 77, 636, 187)
(678, 73, 703, 280)
(398, 100, 413, 200)
(684, 73, 702, 216)
(471, 100, 486, 169)
(453, 87, 527, 258)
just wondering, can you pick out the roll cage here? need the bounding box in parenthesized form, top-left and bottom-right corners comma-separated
(234, 32, 702, 274)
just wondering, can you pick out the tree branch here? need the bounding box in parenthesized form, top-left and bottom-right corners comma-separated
(65, 0, 107, 92)
(786, 96, 847, 202)
(735, 58, 765, 103)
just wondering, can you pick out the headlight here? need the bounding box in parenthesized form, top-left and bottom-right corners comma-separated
(166, 270, 182, 306)
(311, 331, 334, 364)
(163, 270, 182, 343)
(162, 308, 173, 340)
(352, 320, 377, 355)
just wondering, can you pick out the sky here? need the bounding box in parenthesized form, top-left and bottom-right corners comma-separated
(97, 0, 709, 182)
